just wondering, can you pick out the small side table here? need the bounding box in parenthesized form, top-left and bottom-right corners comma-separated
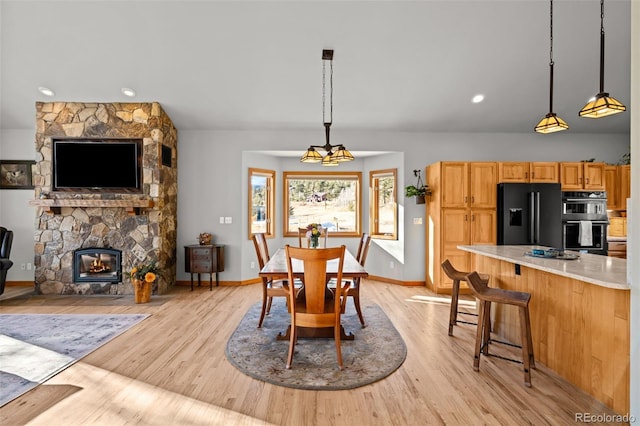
(184, 244, 225, 291)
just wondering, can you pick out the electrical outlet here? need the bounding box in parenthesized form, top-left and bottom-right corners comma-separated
(21, 263, 26, 270)
(27, 263, 32, 270)
(413, 217, 423, 225)
(250, 261, 255, 269)
(219, 216, 225, 224)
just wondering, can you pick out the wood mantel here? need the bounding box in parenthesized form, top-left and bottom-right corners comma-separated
(29, 198, 154, 215)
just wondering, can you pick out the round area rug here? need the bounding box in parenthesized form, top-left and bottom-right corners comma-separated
(225, 301, 407, 390)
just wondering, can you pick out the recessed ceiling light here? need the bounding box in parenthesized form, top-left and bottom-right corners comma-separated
(472, 94, 485, 104)
(121, 87, 136, 97)
(38, 86, 55, 97)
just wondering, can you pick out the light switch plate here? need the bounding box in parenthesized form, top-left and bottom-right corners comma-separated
(413, 217, 423, 225)
(225, 217, 232, 224)
(219, 217, 225, 224)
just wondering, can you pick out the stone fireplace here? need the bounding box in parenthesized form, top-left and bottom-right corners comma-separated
(32, 102, 177, 295)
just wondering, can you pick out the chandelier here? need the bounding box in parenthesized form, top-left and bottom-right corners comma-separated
(578, 0, 626, 118)
(300, 49, 354, 166)
(535, 0, 569, 134)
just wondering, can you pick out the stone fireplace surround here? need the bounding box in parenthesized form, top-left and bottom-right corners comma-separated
(32, 102, 178, 295)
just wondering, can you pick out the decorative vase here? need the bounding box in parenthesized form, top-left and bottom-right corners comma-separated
(310, 235, 319, 248)
(133, 279, 152, 304)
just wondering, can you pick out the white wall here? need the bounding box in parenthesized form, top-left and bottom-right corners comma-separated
(1, 127, 629, 284)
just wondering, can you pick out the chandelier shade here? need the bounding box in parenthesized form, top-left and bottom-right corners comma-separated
(578, 0, 626, 119)
(300, 49, 355, 166)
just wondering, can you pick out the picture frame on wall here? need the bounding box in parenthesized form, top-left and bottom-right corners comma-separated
(0, 160, 35, 189)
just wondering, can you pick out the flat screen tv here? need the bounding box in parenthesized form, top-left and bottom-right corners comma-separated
(52, 138, 143, 193)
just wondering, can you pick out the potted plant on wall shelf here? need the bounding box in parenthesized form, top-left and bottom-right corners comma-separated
(405, 169, 431, 204)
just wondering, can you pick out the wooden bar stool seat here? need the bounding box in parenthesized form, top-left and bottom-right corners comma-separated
(464, 271, 536, 387)
(441, 260, 487, 336)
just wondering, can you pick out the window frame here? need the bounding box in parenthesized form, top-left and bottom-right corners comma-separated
(369, 168, 398, 240)
(283, 171, 362, 238)
(248, 167, 275, 239)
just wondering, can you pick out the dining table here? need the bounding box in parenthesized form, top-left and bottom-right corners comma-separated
(259, 247, 368, 340)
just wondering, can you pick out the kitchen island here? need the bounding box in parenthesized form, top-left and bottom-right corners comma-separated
(458, 244, 629, 414)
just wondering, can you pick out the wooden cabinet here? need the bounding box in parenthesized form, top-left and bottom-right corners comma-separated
(604, 165, 619, 209)
(498, 162, 559, 183)
(619, 165, 631, 208)
(604, 164, 631, 210)
(608, 241, 627, 259)
(560, 162, 605, 190)
(184, 244, 225, 290)
(608, 217, 627, 237)
(426, 161, 497, 293)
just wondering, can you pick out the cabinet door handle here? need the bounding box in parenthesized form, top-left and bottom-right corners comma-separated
(464, 196, 468, 203)
(531, 172, 535, 179)
(586, 178, 590, 184)
(525, 172, 529, 179)
(471, 214, 475, 221)
(471, 196, 475, 204)
(464, 214, 468, 221)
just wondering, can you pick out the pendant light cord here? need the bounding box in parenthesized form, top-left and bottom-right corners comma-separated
(599, 0, 605, 94)
(322, 57, 333, 125)
(548, 0, 554, 113)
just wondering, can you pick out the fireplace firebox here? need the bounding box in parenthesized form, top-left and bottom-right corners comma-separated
(73, 248, 122, 283)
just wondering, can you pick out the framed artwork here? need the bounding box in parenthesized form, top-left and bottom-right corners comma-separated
(0, 160, 35, 189)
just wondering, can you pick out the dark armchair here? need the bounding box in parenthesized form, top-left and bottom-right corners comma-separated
(0, 226, 14, 295)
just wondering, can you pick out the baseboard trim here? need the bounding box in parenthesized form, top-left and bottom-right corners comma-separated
(174, 278, 259, 288)
(4, 281, 34, 287)
(366, 275, 425, 287)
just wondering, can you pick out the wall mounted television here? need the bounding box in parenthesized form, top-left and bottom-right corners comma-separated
(52, 138, 143, 193)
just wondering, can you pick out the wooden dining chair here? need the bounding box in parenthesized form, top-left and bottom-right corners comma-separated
(297, 227, 329, 248)
(251, 233, 288, 328)
(283, 244, 350, 370)
(328, 232, 371, 327)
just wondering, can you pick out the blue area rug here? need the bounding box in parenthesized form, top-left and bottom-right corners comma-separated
(226, 301, 407, 390)
(0, 313, 149, 407)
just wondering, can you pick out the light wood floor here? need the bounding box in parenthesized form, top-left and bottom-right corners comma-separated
(0, 281, 620, 425)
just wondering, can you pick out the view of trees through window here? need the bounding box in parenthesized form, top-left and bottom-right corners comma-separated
(249, 168, 274, 237)
(371, 168, 397, 239)
(284, 172, 361, 236)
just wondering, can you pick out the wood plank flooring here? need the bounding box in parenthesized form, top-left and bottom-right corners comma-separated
(0, 281, 621, 425)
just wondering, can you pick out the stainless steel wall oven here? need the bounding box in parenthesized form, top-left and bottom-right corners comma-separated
(561, 191, 608, 255)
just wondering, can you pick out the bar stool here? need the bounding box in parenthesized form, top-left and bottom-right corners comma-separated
(464, 271, 536, 387)
(441, 260, 486, 336)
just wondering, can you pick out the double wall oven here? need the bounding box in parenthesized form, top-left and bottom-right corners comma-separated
(562, 191, 608, 255)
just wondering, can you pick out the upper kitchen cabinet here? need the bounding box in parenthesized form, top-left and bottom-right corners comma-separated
(604, 165, 619, 209)
(619, 165, 631, 208)
(440, 162, 497, 208)
(560, 162, 605, 191)
(498, 162, 559, 183)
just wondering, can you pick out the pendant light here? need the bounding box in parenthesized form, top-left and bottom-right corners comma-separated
(578, 0, 626, 118)
(300, 49, 354, 165)
(535, 0, 569, 134)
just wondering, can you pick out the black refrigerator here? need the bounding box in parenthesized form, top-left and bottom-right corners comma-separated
(497, 183, 562, 249)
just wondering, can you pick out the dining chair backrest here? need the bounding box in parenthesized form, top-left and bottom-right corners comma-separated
(356, 233, 372, 266)
(284, 245, 346, 315)
(251, 233, 270, 270)
(297, 227, 329, 248)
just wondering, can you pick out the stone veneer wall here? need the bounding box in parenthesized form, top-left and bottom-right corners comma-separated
(33, 102, 178, 295)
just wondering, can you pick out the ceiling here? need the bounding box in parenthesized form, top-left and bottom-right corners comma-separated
(0, 0, 631, 135)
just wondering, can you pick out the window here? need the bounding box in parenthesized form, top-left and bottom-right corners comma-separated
(370, 168, 397, 239)
(248, 168, 275, 238)
(283, 171, 361, 237)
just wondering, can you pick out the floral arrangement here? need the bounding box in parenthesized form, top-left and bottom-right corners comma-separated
(306, 223, 323, 248)
(306, 223, 323, 237)
(130, 260, 158, 283)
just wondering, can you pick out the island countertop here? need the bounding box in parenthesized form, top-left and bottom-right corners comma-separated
(457, 245, 629, 290)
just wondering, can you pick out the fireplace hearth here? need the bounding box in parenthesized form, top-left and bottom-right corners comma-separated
(74, 248, 122, 283)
